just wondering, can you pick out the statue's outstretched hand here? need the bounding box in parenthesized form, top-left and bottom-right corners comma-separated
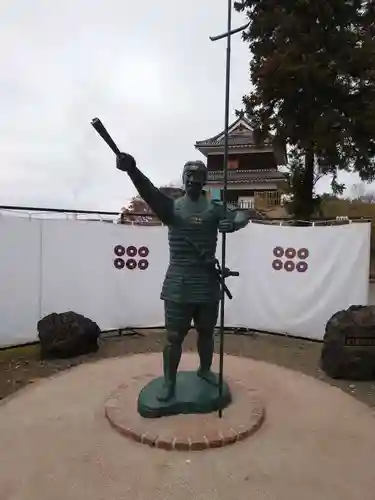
(218, 219, 235, 233)
(116, 152, 136, 172)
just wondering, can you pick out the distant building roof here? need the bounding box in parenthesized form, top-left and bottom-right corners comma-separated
(195, 115, 270, 149)
(195, 114, 287, 165)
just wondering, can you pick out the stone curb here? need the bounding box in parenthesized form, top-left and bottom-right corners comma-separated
(105, 399, 266, 452)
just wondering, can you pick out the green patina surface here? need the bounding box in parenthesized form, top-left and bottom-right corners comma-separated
(137, 370, 232, 418)
(126, 164, 248, 410)
(161, 195, 238, 303)
(127, 164, 248, 304)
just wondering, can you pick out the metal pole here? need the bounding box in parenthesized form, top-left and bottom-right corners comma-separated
(219, 0, 232, 419)
(210, 7, 249, 418)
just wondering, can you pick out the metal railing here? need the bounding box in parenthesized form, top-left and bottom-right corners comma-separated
(237, 199, 255, 209)
(254, 191, 281, 207)
(207, 169, 284, 181)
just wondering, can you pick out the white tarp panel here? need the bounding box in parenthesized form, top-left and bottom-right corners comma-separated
(0, 217, 370, 346)
(41, 220, 168, 330)
(0, 217, 42, 346)
(224, 222, 370, 340)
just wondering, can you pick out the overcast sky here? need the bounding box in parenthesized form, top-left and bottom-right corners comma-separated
(0, 0, 364, 213)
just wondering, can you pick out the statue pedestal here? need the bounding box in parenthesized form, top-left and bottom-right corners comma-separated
(104, 354, 265, 451)
(137, 371, 232, 418)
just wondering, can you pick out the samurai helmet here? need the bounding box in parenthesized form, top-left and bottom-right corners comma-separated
(182, 160, 207, 185)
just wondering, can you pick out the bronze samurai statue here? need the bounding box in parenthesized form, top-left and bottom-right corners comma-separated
(117, 153, 249, 402)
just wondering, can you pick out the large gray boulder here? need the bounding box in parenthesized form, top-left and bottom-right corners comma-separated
(37, 311, 101, 359)
(320, 305, 375, 380)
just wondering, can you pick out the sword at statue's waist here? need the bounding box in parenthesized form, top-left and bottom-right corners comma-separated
(182, 237, 239, 300)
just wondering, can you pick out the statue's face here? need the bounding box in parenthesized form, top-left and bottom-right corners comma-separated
(183, 168, 206, 200)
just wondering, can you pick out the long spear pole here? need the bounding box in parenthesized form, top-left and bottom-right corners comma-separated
(210, 6, 250, 418)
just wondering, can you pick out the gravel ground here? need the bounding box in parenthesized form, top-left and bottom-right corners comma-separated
(1, 329, 375, 407)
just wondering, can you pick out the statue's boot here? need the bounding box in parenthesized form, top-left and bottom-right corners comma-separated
(157, 381, 176, 402)
(197, 333, 218, 386)
(156, 339, 182, 402)
(197, 369, 219, 386)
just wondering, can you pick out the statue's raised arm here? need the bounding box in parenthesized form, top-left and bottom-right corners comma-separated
(116, 152, 174, 226)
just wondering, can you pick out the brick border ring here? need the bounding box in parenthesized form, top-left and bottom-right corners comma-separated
(104, 378, 265, 451)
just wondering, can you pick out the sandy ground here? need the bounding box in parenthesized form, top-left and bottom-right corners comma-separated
(2, 352, 375, 500)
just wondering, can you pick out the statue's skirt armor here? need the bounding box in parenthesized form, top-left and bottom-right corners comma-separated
(161, 264, 220, 303)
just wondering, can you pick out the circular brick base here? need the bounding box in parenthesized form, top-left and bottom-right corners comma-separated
(105, 373, 265, 451)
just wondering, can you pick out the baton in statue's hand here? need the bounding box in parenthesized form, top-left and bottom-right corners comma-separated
(91, 117, 136, 172)
(91, 117, 121, 157)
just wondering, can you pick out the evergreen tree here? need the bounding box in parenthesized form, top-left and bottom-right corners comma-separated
(234, 0, 375, 218)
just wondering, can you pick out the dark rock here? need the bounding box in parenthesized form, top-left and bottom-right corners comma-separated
(321, 305, 375, 380)
(37, 312, 101, 359)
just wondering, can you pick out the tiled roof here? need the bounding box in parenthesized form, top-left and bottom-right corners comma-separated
(207, 169, 286, 183)
(195, 116, 273, 149)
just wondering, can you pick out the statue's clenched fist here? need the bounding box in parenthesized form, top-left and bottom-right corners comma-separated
(116, 152, 136, 172)
(218, 219, 235, 233)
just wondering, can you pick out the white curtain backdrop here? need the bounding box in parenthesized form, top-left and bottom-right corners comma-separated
(224, 222, 370, 340)
(0, 217, 42, 346)
(0, 217, 370, 347)
(41, 220, 168, 330)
